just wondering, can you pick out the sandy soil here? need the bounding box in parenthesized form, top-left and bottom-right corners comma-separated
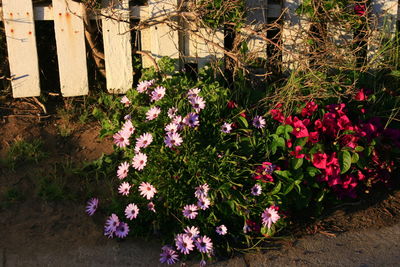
(1, 99, 400, 266)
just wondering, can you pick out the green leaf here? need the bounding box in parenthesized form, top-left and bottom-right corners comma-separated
(283, 182, 295, 195)
(306, 166, 320, 177)
(355, 146, 364, 152)
(284, 125, 293, 140)
(276, 125, 285, 136)
(237, 116, 248, 128)
(268, 181, 282, 195)
(290, 157, 303, 170)
(351, 152, 359, 164)
(274, 170, 292, 180)
(339, 150, 352, 174)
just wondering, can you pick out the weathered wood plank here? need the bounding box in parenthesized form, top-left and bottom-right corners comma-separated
(148, 0, 179, 62)
(101, 0, 133, 94)
(52, 0, 88, 97)
(368, 0, 399, 64)
(2, 0, 41, 97)
(281, 0, 310, 71)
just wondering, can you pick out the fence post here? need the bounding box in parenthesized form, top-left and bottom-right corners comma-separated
(52, 0, 89, 97)
(245, 0, 269, 59)
(101, 0, 133, 94)
(2, 0, 40, 98)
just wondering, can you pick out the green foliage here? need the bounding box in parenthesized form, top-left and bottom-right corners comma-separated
(2, 140, 47, 170)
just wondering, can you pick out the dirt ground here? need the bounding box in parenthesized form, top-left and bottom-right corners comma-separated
(1, 99, 400, 266)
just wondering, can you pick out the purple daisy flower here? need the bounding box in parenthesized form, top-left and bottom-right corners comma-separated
(195, 184, 210, 199)
(261, 206, 280, 229)
(221, 122, 232, 133)
(117, 161, 130, 180)
(183, 204, 198, 219)
(151, 86, 166, 102)
(164, 132, 183, 148)
(104, 213, 119, 238)
(115, 222, 129, 238)
(125, 203, 140, 220)
(183, 112, 199, 128)
(118, 182, 131, 196)
(160, 246, 179, 265)
(132, 152, 147, 171)
(85, 198, 98, 216)
(197, 196, 210, 210)
(189, 96, 206, 113)
(216, 225, 228, 235)
(184, 226, 200, 239)
(146, 106, 161, 121)
(253, 115, 266, 129)
(251, 184, 262, 196)
(136, 133, 153, 149)
(175, 234, 195, 255)
(195, 235, 213, 254)
(200, 260, 207, 267)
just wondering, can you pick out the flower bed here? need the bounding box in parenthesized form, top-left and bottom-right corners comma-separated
(86, 63, 400, 265)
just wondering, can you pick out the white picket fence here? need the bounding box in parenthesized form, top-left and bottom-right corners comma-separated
(0, 0, 399, 98)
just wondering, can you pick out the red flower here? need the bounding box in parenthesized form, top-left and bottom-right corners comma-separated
(337, 115, 351, 130)
(309, 131, 319, 143)
(354, 88, 368, 101)
(314, 119, 323, 129)
(286, 139, 293, 148)
(290, 146, 305, 159)
(240, 112, 247, 118)
(270, 109, 284, 123)
(301, 101, 318, 117)
(227, 100, 237, 109)
(312, 152, 328, 169)
(326, 104, 346, 116)
(253, 162, 275, 183)
(354, 3, 366, 16)
(325, 153, 341, 177)
(292, 117, 309, 138)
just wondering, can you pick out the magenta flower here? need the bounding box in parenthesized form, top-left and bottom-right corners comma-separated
(175, 234, 195, 255)
(160, 246, 179, 265)
(194, 184, 210, 199)
(195, 235, 213, 254)
(164, 132, 183, 148)
(301, 101, 318, 117)
(189, 96, 206, 113)
(183, 204, 198, 219)
(292, 117, 309, 138)
(117, 161, 130, 180)
(251, 184, 262, 196)
(146, 106, 161, 121)
(252, 115, 266, 129)
(115, 222, 129, 238)
(290, 145, 305, 159)
(253, 162, 275, 183)
(120, 95, 131, 107)
(312, 152, 328, 169)
(151, 86, 166, 102)
(197, 196, 210, 210)
(216, 225, 228, 235)
(125, 203, 140, 220)
(121, 120, 135, 136)
(85, 197, 99, 216)
(184, 226, 200, 239)
(270, 109, 284, 123)
(147, 201, 156, 213)
(136, 133, 153, 149)
(138, 182, 157, 200)
(104, 213, 119, 238)
(137, 80, 154, 93)
(132, 152, 147, 171)
(184, 112, 200, 128)
(118, 182, 131, 196)
(221, 122, 232, 133)
(261, 206, 280, 229)
(113, 130, 130, 148)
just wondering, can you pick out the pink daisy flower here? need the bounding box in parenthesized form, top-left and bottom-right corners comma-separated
(164, 132, 183, 148)
(121, 120, 135, 136)
(195, 184, 209, 199)
(147, 201, 156, 212)
(113, 130, 130, 148)
(118, 182, 131, 196)
(160, 246, 179, 265)
(165, 122, 179, 133)
(125, 203, 140, 220)
(151, 86, 166, 102)
(85, 197, 98, 216)
(167, 107, 178, 119)
(117, 161, 130, 180)
(115, 222, 129, 238)
(175, 234, 195, 255)
(253, 115, 266, 129)
(183, 112, 199, 128)
(197, 196, 210, 210)
(221, 122, 232, 133)
(184, 226, 200, 239)
(124, 114, 131, 120)
(137, 80, 154, 93)
(120, 95, 131, 107)
(132, 152, 147, 171)
(138, 182, 157, 200)
(251, 184, 262, 196)
(136, 133, 153, 149)
(172, 115, 183, 125)
(195, 235, 213, 254)
(146, 106, 161, 121)
(189, 96, 206, 113)
(187, 88, 201, 98)
(183, 204, 198, 219)
(104, 213, 119, 238)
(216, 225, 227, 235)
(261, 206, 280, 229)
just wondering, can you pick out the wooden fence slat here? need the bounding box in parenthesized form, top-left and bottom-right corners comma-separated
(2, 0, 41, 98)
(101, 0, 133, 94)
(52, 0, 88, 97)
(245, 0, 268, 59)
(368, 0, 399, 64)
(281, 0, 310, 71)
(148, 0, 179, 62)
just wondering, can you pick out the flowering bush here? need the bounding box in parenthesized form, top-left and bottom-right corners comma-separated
(87, 61, 399, 265)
